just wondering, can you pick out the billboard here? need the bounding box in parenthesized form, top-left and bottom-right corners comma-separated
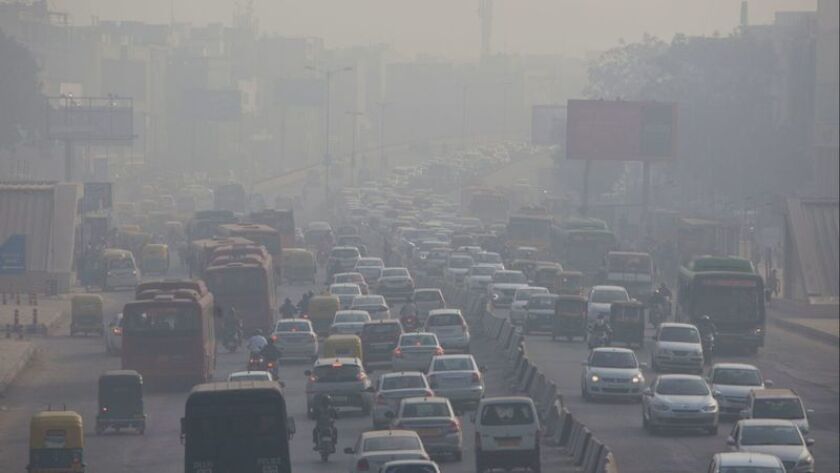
(0, 235, 26, 274)
(82, 182, 113, 213)
(47, 97, 134, 143)
(566, 99, 677, 161)
(531, 105, 566, 146)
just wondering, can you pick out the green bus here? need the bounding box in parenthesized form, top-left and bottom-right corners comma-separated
(676, 256, 765, 352)
(553, 219, 617, 284)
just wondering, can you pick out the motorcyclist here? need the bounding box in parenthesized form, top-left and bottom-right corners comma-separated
(258, 340, 283, 378)
(312, 394, 338, 451)
(222, 307, 243, 346)
(590, 314, 613, 346)
(399, 296, 419, 329)
(696, 315, 717, 363)
(298, 291, 314, 314)
(246, 329, 268, 355)
(279, 298, 297, 319)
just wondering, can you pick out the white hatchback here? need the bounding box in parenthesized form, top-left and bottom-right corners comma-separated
(271, 319, 318, 360)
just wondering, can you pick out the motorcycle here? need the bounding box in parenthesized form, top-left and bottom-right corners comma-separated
(701, 332, 715, 365)
(648, 300, 669, 329)
(588, 328, 611, 349)
(222, 326, 242, 353)
(315, 424, 337, 462)
(399, 313, 418, 331)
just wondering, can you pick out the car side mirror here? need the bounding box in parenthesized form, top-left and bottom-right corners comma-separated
(805, 438, 815, 446)
(713, 390, 722, 399)
(764, 379, 774, 387)
(726, 436, 736, 446)
(344, 447, 355, 455)
(304, 370, 312, 377)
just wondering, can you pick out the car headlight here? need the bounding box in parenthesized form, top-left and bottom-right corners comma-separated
(798, 454, 814, 466)
(652, 402, 670, 411)
(702, 403, 718, 412)
(590, 374, 600, 383)
(694, 349, 703, 356)
(631, 375, 642, 384)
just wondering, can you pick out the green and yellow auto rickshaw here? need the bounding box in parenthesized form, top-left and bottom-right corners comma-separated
(28, 410, 86, 473)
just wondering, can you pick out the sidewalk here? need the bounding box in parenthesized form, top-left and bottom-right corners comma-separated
(0, 296, 68, 394)
(767, 298, 839, 346)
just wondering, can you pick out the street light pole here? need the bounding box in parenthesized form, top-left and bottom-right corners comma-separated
(461, 84, 469, 148)
(376, 101, 390, 172)
(346, 110, 363, 186)
(307, 65, 353, 202)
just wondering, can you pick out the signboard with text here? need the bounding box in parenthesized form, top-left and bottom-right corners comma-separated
(566, 99, 677, 161)
(0, 235, 26, 274)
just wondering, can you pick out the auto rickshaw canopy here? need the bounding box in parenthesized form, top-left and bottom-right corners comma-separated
(30, 411, 84, 448)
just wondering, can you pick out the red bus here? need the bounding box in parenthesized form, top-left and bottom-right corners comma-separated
(204, 253, 277, 334)
(122, 282, 216, 386)
(218, 223, 284, 281)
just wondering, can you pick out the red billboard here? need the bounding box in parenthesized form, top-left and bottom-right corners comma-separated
(566, 99, 677, 161)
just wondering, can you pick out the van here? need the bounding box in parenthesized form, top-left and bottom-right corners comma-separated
(741, 388, 814, 434)
(473, 396, 541, 473)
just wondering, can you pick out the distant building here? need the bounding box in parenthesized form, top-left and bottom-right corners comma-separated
(814, 0, 839, 196)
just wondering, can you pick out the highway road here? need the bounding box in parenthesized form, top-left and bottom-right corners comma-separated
(488, 305, 839, 473)
(0, 274, 560, 472)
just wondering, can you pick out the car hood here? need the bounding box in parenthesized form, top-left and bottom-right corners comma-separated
(361, 451, 428, 468)
(467, 275, 492, 282)
(588, 367, 642, 378)
(656, 341, 702, 352)
(654, 394, 712, 407)
(588, 302, 613, 314)
(738, 445, 807, 463)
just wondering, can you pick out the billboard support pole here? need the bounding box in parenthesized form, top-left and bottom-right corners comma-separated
(642, 161, 651, 238)
(63, 140, 73, 181)
(581, 159, 591, 216)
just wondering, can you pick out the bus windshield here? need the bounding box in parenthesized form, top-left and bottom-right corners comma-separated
(123, 305, 199, 334)
(693, 283, 761, 322)
(206, 268, 268, 296)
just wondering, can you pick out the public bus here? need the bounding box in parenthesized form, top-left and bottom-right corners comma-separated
(555, 227, 617, 284)
(677, 256, 765, 352)
(204, 253, 277, 334)
(122, 282, 216, 385)
(249, 209, 296, 250)
(182, 381, 293, 473)
(187, 210, 238, 242)
(188, 236, 254, 277)
(217, 223, 283, 280)
(603, 251, 655, 299)
(507, 212, 553, 254)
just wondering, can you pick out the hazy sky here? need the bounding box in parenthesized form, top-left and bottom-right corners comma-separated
(56, 0, 817, 58)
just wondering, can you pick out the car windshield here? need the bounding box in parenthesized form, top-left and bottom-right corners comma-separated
(353, 297, 385, 306)
(740, 425, 803, 446)
(335, 274, 364, 283)
(363, 435, 422, 452)
(494, 272, 527, 284)
(471, 266, 497, 276)
(449, 257, 474, 268)
(400, 334, 437, 346)
(414, 291, 442, 302)
(480, 402, 535, 426)
(515, 288, 547, 301)
(275, 321, 310, 332)
(433, 357, 475, 371)
(713, 368, 762, 386)
(335, 312, 370, 323)
(382, 375, 426, 390)
(753, 399, 805, 420)
(312, 363, 361, 382)
(659, 326, 700, 343)
(332, 248, 359, 258)
(364, 323, 401, 335)
(331, 285, 361, 295)
(384, 465, 438, 473)
(656, 378, 709, 396)
(591, 289, 629, 303)
(427, 313, 463, 326)
(402, 402, 451, 418)
(590, 351, 637, 369)
(382, 268, 410, 278)
(720, 468, 784, 473)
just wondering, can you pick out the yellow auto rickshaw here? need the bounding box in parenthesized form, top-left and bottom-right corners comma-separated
(282, 248, 317, 283)
(28, 410, 85, 473)
(323, 334, 363, 362)
(140, 243, 169, 275)
(308, 294, 340, 337)
(554, 271, 585, 296)
(70, 294, 104, 336)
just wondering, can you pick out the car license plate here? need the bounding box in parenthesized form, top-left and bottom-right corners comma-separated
(332, 395, 348, 403)
(417, 428, 440, 437)
(496, 437, 521, 447)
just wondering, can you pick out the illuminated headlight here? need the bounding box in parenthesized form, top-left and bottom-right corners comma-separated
(631, 375, 642, 384)
(652, 402, 670, 411)
(754, 327, 763, 335)
(798, 454, 814, 466)
(702, 403, 718, 412)
(590, 374, 600, 383)
(491, 292, 501, 301)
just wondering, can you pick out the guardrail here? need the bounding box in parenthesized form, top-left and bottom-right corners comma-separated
(442, 282, 620, 473)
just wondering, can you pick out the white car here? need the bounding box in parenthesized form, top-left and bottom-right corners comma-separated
(104, 313, 123, 355)
(707, 452, 786, 473)
(351, 295, 392, 321)
(708, 363, 772, 416)
(380, 459, 441, 473)
(356, 266, 383, 287)
(652, 323, 705, 373)
(488, 283, 529, 310)
(473, 396, 541, 473)
(394, 396, 463, 460)
(356, 257, 385, 269)
(426, 354, 485, 408)
(378, 267, 415, 300)
(587, 285, 630, 323)
(727, 419, 815, 473)
(330, 283, 364, 310)
(581, 347, 645, 401)
(742, 388, 813, 435)
(331, 310, 372, 336)
(472, 252, 504, 270)
(464, 264, 498, 293)
(328, 246, 361, 273)
(444, 254, 475, 285)
(392, 333, 444, 372)
(371, 371, 433, 429)
(508, 286, 549, 326)
(642, 374, 719, 434)
(271, 319, 318, 360)
(424, 309, 470, 352)
(228, 370, 273, 382)
(333, 272, 370, 295)
(345, 430, 429, 473)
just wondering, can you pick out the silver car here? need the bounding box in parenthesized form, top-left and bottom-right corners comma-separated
(728, 419, 815, 473)
(330, 283, 363, 310)
(426, 354, 485, 409)
(331, 310, 372, 336)
(708, 363, 772, 416)
(272, 319, 319, 360)
(708, 452, 786, 473)
(392, 333, 444, 372)
(305, 357, 372, 417)
(652, 323, 705, 374)
(412, 288, 446, 323)
(582, 347, 645, 400)
(394, 396, 464, 460)
(508, 286, 549, 326)
(424, 309, 470, 352)
(371, 371, 433, 429)
(642, 374, 720, 434)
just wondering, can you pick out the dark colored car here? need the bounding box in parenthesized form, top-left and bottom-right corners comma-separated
(361, 320, 403, 369)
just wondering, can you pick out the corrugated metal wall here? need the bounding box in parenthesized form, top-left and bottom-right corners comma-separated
(785, 198, 839, 299)
(0, 184, 55, 272)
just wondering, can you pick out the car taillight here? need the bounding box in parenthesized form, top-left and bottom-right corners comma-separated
(393, 348, 403, 358)
(424, 389, 434, 397)
(472, 372, 481, 383)
(112, 327, 122, 336)
(447, 420, 460, 433)
(270, 335, 278, 342)
(356, 372, 367, 381)
(434, 347, 444, 356)
(308, 375, 317, 383)
(356, 458, 370, 471)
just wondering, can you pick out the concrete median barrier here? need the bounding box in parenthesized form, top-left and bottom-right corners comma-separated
(566, 421, 584, 454)
(583, 437, 603, 473)
(596, 449, 618, 473)
(519, 363, 537, 393)
(573, 426, 592, 466)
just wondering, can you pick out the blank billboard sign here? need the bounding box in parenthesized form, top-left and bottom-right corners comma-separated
(47, 97, 134, 143)
(531, 105, 566, 146)
(566, 99, 677, 161)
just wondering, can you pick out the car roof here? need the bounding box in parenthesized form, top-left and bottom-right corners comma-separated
(229, 370, 271, 377)
(314, 357, 361, 367)
(330, 283, 361, 288)
(479, 396, 535, 405)
(335, 272, 364, 278)
(331, 246, 359, 251)
(737, 418, 800, 427)
(400, 332, 436, 338)
(751, 388, 799, 399)
(401, 396, 449, 405)
(276, 318, 311, 324)
(656, 374, 705, 381)
(591, 285, 627, 291)
(428, 308, 462, 316)
(382, 371, 425, 378)
(658, 322, 697, 330)
(591, 347, 635, 355)
(716, 452, 785, 467)
(414, 288, 442, 293)
(711, 363, 759, 371)
(335, 310, 370, 316)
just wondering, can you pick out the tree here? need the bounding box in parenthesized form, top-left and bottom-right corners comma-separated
(0, 29, 43, 150)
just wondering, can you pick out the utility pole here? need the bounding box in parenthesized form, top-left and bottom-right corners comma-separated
(478, 0, 494, 58)
(461, 84, 469, 148)
(376, 101, 390, 172)
(501, 81, 512, 139)
(307, 65, 353, 202)
(346, 110, 363, 186)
